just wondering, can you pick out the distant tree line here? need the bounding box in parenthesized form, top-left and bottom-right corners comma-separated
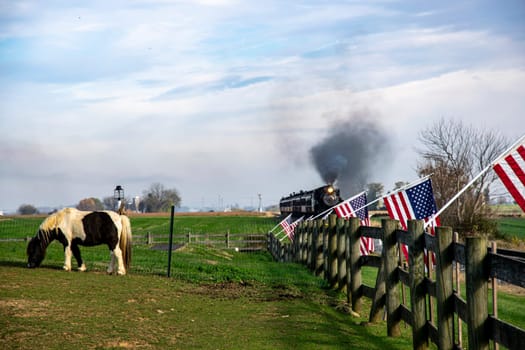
(16, 182, 181, 214)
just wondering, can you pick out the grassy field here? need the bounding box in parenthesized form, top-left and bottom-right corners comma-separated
(0, 241, 416, 349)
(1, 214, 524, 349)
(496, 217, 525, 241)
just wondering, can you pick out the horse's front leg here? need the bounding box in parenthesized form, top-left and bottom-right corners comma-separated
(71, 243, 86, 272)
(63, 244, 72, 271)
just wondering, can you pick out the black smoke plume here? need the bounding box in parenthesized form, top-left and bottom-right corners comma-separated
(310, 118, 389, 197)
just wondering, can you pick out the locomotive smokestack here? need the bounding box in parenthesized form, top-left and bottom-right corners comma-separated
(310, 117, 389, 197)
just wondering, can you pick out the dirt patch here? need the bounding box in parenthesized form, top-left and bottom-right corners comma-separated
(150, 243, 185, 251)
(192, 282, 257, 300)
(104, 340, 151, 349)
(266, 284, 304, 301)
(189, 281, 305, 302)
(0, 298, 51, 318)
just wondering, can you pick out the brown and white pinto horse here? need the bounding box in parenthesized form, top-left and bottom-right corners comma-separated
(27, 208, 132, 275)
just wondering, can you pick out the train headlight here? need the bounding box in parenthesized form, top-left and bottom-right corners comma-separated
(326, 186, 334, 195)
(323, 193, 339, 207)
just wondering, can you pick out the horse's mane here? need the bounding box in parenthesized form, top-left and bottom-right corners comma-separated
(37, 208, 75, 247)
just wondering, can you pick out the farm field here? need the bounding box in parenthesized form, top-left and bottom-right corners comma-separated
(1, 214, 524, 349)
(496, 217, 525, 241)
(1, 243, 416, 349)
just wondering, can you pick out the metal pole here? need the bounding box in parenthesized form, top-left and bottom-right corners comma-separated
(167, 204, 175, 278)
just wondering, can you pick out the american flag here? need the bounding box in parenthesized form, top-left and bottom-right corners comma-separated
(493, 140, 525, 213)
(279, 214, 303, 241)
(383, 178, 440, 263)
(333, 191, 374, 255)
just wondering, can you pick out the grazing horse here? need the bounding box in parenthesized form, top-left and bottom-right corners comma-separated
(27, 208, 132, 275)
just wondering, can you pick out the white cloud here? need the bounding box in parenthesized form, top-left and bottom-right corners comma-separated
(1, 1, 524, 211)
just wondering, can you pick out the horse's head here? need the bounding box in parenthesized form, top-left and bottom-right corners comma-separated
(26, 236, 45, 268)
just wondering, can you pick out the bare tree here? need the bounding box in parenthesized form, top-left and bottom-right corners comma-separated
(76, 197, 104, 211)
(18, 204, 39, 215)
(366, 182, 384, 210)
(393, 181, 409, 191)
(417, 118, 508, 231)
(140, 183, 181, 212)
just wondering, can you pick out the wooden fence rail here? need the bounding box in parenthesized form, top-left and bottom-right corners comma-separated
(134, 232, 266, 251)
(267, 216, 525, 350)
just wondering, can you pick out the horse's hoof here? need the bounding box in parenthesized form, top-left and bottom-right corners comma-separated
(117, 270, 126, 276)
(78, 264, 87, 272)
(63, 266, 71, 271)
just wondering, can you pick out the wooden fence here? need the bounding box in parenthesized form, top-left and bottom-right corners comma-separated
(267, 215, 525, 350)
(134, 232, 266, 251)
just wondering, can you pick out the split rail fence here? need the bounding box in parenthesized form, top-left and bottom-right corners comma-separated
(267, 215, 525, 350)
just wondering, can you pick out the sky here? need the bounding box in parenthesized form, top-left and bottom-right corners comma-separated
(1, 0, 524, 213)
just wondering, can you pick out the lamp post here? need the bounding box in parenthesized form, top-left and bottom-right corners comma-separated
(114, 185, 124, 212)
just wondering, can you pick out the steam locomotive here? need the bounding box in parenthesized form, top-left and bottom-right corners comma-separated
(279, 184, 343, 218)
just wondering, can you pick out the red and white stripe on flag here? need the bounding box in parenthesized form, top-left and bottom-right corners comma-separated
(359, 217, 374, 255)
(383, 179, 440, 265)
(334, 201, 354, 218)
(333, 192, 374, 256)
(383, 190, 411, 261)
(493, 142, 525, 212)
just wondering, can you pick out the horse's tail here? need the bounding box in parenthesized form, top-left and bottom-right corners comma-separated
(119, 215, 132, 272)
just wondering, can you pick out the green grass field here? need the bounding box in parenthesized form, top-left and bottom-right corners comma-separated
(496, 217, 525, 240)
(1, 214, 524, 349)
(0, 214, 416, 349)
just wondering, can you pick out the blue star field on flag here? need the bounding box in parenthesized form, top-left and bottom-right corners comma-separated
(405, 179, 438, 219)
(349, 192, 368, 221)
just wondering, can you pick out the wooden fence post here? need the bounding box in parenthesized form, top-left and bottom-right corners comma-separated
(337, 217, 347, 292)
(435, 226, 454, 350)
(323, 219, 329, 281)
(328, 214, 338, 289)
(280, 239, 285, 262)
(454, 232, 463, 349)
(315, 220, 324, 277)
(348, 217, 362, 313)
(369, 222, 386, 323)
(491, 241, 499, 350)
(306, 220, 313, 268)
(408, 219, 427, 350)
(343, 219, 350, 289)
(301, 221, 308, 264)
(293, 223, 300, 262)
(466, 236, 489, 350)
(383, 219, 401, 337)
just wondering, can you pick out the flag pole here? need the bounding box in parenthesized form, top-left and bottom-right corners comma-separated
(310, 207, 333, 221)
(269, 222, 281, 233)
(426, 134, 525, 227)
(270, 213, 291, 233)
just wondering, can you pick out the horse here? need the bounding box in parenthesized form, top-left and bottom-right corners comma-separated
(26, 207, 132, 275)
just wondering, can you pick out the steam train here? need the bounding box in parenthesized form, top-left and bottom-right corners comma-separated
(279, 184, 343, 218)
